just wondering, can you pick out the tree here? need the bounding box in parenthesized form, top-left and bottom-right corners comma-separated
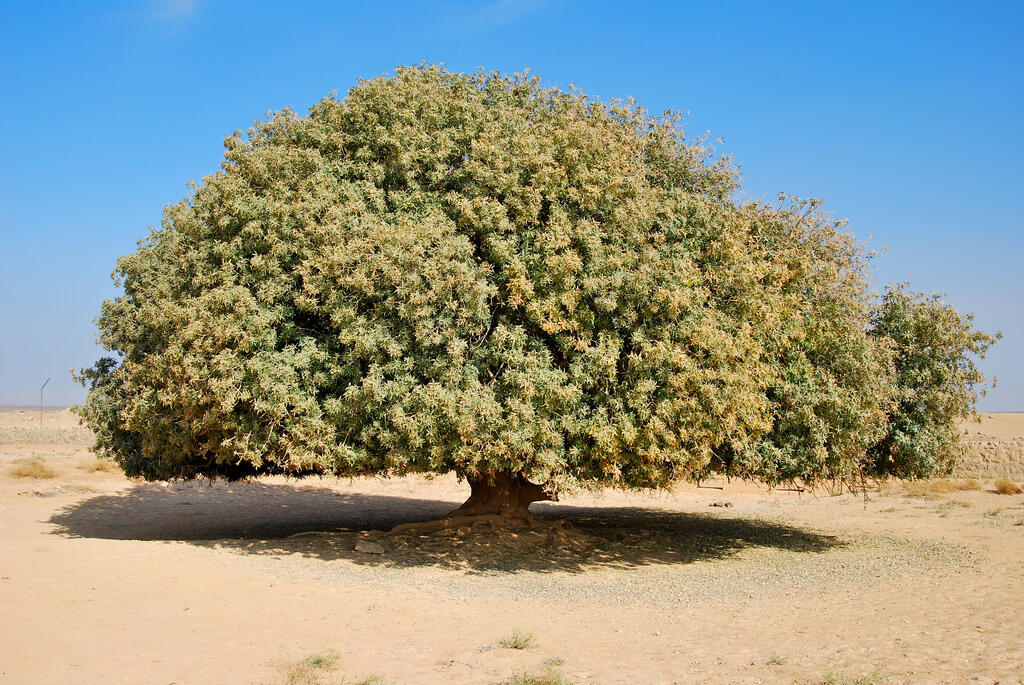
(707, 198, 896, 489)
(75, 65, 995, 529)
(867, 285, 999, 478)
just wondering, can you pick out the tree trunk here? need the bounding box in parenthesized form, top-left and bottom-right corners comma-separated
(453, 471, 553, 519)
(390, 470, 555, 534)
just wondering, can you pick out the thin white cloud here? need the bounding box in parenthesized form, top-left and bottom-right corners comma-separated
(151, 0, 200, 31)
(462, 0, 549, 29)
(154, 0, 199, 19)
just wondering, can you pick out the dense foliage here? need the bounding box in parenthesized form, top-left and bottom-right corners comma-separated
(75, 65, 996, 494)
(867, 285, 999, 478)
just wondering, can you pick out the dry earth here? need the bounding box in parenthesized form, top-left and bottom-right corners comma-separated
(1, 408, 1023, 684)
(961, 413, 1024, 442)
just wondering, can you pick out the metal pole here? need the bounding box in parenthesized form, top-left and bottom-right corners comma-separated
(40, 377, 51, 439)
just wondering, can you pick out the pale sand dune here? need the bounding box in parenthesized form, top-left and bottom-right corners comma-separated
(2, 445, 1023, 684)
(0, 407, 83, 428)
(959, 412, 1024, 441)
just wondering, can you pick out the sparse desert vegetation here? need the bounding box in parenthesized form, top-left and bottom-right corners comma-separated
(277, 649, 386, 685)
(994, 478, 1023, 495)
(936, 499, 973, 516)
(883, 477, 982, 498)
(497, 631, 537, 650)
(279, 650, 339, 685)
(813, 666, 889, 685)
(81, 457, 116, 473)
(8, 457, 56, 480)
(502, 664, 573, 685)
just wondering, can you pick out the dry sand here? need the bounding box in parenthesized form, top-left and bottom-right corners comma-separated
(961, 413, 1024, 442)
(1, 409, 1023, 684)
(0, 406, 81, 428)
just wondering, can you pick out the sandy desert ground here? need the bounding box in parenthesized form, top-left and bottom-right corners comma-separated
(1, 408, 1023, 684)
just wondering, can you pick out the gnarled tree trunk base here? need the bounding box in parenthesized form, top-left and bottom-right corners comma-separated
(389, 471, 561, 535)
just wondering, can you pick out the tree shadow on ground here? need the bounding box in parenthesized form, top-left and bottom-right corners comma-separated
(49, 481, 845, 574)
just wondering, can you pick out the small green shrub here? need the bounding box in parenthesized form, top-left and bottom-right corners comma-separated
(280, 650, 340, 685)
(497, 631, 536, 650)
(302, 651, 340, 670)
(503, 665, 572, 685)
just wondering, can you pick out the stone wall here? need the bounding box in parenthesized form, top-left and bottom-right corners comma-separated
(0, 425, 95, 445)
(955, 439, 1024, 481)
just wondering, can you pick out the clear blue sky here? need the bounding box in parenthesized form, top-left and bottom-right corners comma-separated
(1, 0, 1021, 409)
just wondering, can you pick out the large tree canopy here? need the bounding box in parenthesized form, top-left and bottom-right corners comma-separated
(76, 65, 996, 525)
